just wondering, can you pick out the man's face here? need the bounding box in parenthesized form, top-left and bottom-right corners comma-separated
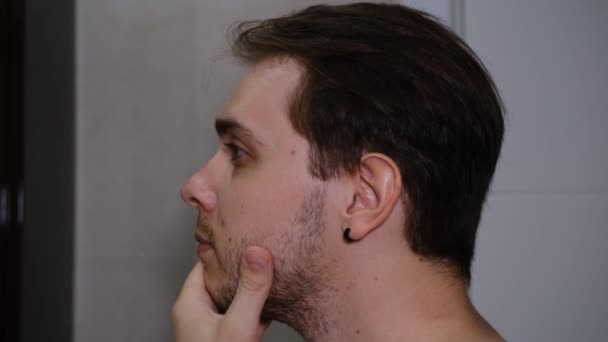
(180, 58, 338, 322)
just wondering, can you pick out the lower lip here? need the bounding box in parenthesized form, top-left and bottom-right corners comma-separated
(197, 243, 213, 256)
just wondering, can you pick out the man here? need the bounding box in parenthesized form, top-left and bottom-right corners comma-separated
(173, 3, 505, 341)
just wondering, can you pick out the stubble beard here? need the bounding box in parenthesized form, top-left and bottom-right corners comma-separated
(210, 184, 335, 338)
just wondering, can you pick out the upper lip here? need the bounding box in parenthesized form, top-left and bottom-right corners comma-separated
(194, 231, 212, 245)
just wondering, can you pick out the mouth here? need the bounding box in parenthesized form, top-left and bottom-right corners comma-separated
(195, 231, 214, 257)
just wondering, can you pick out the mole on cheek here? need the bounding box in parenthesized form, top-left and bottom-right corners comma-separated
(290, 149, 296, 156)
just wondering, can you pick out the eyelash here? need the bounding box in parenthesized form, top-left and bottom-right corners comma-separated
(223, 142, 246, 163)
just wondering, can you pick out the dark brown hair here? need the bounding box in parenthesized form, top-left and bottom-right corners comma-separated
(230, 2, 504, 282)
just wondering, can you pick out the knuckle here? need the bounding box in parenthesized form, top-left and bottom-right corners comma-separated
(240, 275, 265, 292)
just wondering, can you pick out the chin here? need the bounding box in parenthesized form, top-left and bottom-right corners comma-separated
(204, 269, 238, 314)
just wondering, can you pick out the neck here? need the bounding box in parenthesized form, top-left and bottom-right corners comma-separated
(291, 237, 503, 341)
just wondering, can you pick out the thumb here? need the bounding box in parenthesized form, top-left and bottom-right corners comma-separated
(223, 246, 273, 332)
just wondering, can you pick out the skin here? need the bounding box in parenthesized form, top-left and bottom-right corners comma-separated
(174, 57, 504, 341)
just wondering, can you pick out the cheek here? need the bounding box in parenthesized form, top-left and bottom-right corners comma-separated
(219, 182, 302, 235)
(216, 150, 312, 244)
(220, 197, 289, 242)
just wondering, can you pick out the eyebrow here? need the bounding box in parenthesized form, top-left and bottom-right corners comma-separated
(214, 118, 264, 146)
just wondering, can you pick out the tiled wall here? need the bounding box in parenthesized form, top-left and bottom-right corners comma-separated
(466, 1, 608, 341)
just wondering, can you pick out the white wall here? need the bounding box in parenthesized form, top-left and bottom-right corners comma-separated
(75, 1, 608, 341)
(465, 1, 608, 341)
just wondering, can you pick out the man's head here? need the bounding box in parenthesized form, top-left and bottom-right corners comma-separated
(181, 59, 340, 333)
(181, 1, 503, 332)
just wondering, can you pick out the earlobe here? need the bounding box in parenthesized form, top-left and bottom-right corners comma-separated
(343, 227, 355, 243)
(344, 153, 402, 242)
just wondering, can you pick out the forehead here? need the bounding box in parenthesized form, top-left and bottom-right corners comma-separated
(219, 58, 304, 145)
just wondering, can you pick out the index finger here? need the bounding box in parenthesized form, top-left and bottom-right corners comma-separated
(176, 261, 218, 312)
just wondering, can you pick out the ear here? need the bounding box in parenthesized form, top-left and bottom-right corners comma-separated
(344, 153, 402, 241)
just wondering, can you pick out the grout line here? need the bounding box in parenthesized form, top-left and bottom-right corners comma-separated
(450, 0, 466, 38)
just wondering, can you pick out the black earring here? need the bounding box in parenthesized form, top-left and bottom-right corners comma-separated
(343, 227, 354, 242)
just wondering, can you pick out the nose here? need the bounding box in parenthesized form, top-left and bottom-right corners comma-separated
(180, 166, 218, 213)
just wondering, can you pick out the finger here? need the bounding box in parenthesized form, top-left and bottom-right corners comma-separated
(175, 261, 217, 311)
(223, 246, 273, 331)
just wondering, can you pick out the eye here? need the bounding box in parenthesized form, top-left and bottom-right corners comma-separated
(223, 142, 247, 162)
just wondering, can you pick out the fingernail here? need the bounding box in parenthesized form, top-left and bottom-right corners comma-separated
(245, 250, 268, 272)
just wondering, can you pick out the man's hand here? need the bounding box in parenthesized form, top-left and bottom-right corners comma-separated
(172, 246, 274, 342)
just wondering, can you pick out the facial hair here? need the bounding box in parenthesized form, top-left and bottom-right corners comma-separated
(209, 184, 335, 338)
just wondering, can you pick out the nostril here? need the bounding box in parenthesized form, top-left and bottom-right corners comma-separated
(187, 196, 201, 208)
(199, 191, 217, 211)
(181, 186, 217, 211)
(180, 174, 217, 211)
(179, 183, 201, 209)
